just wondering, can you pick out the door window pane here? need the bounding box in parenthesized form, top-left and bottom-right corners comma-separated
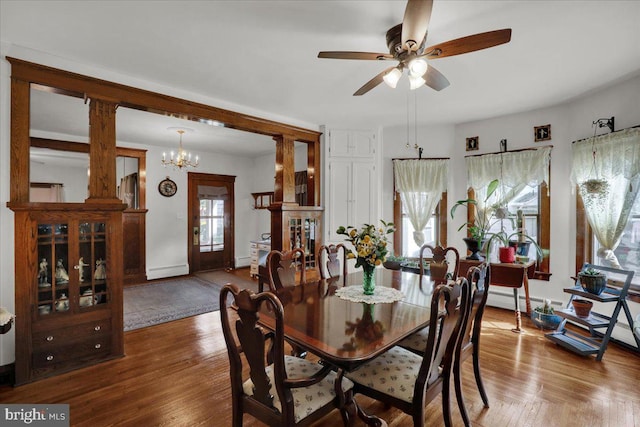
(199, 199, 224, 253)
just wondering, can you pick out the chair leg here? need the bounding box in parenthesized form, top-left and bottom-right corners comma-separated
(231, 402, 243, 427)
(442, 374, 453, 427)
(473, 349, 489, 407)
(454, 359, 471, 427)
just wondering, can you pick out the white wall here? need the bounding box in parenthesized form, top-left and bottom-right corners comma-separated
(449, 73, 640, 344)
(30, 162, 88, 202)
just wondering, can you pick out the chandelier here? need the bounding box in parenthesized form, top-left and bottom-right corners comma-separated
(162, 128, 199, 170)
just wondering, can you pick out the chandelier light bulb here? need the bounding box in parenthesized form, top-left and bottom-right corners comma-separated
(408, 58, 428, 77)
(409, 75, 425, 90)
(162, 128, 199, 170)
(383, 67, 402, 88)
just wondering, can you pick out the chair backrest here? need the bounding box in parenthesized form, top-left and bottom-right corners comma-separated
(416, 277, 470, 391)
(317, 243, 348, 279)
(418, 244, 460, 283)
(219, 284, 292, 423)
(458, 263, 490, 357)
(266, 248, 306, 292)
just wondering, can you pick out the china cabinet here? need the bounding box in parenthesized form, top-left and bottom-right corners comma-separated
(11, 205, 124, 384)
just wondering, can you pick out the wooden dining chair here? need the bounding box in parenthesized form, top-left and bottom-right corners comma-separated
(398, 263, 490, 426)
(317, 243, 348, 279)
(219, 284, 355, 426)
(266, 248, 306, 292)
(418, 244, 460, 284)
(454, 263, 491, 426)
(345, 278, 471, 427)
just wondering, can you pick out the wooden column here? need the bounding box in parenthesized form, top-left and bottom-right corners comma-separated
(273, 134, 297, 205)
(306, 137, 321, 206)
(87, 97, 120, 202)
(10, 77, 30, 203)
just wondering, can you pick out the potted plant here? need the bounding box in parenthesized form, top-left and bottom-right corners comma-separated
(383, 253, 405, 270)
(450, 179, 501, 260)
(578, 267, 607, 295)
(572, 298, 593, 318)
(531, 299, 561, 329)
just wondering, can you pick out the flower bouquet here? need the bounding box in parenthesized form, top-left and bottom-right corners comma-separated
(336, 220, 395, 295)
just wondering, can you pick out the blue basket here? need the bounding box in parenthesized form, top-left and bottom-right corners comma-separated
(531, 311, 561, 330)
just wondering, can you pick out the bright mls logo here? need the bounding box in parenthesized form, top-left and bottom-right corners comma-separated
(1, 404, 69, 426)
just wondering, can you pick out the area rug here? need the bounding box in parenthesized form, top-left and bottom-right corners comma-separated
(124, 276, 224, 331)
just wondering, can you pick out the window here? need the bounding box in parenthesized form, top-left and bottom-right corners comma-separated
(394, 192, 447, 257)
(577, 189, 640, 292)
(199, 198, 225, 252)
(465, 147, 552, 279)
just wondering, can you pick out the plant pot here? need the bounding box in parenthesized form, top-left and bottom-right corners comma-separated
(499, 246, 516, 263)
(571, 299, 593, 318)
(463, 237, 485, 261)
(531, 311, 562, 330)
(509, 240, 531, 256)
(578, 272, 607, 295)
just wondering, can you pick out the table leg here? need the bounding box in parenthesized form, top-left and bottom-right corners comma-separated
(511, 288, 523, 333)
(334, 369, 387, 427)
(523, 274, 532, 316)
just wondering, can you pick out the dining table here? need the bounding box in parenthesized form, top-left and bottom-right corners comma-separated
(256, 268, 437, 426)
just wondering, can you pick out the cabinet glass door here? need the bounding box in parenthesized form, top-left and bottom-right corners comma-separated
(37, 223, 70, 316)
(78, 221, 108, 309)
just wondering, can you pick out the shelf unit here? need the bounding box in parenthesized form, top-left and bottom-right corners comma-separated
(546, 263, 639, 361)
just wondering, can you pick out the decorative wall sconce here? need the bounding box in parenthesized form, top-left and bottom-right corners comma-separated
(592, 116, 615, 133)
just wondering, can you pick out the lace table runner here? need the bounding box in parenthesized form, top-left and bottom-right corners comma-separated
(335, 285, 405, 304)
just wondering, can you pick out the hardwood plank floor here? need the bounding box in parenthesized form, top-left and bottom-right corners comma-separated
(1, 268, 638, 426)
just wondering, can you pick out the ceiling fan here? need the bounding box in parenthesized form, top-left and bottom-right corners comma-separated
(318, 0, 512, 96)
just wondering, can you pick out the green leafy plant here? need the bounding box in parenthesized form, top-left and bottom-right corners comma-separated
(485, 228, 547, 262)
(450, 178, 501, 243)
(336, 220, 395, 268)
(534, 299, 555, 315)
(581, 267, 603, 276)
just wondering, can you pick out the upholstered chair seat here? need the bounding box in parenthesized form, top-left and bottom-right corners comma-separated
(243, 355, 354, 424)
(396, 326, 430, 354)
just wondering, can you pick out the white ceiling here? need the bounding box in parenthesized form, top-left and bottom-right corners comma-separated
(3, 1, 640, 157)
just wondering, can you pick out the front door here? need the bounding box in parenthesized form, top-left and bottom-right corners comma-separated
(188, 172, 235, 272)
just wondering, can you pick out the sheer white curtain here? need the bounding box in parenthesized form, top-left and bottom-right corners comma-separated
(393, 159, 448, 246)
(571, 128, 640, 268)
(466, 146, 552, 218)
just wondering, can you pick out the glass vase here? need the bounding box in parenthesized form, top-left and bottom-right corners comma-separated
(362, 264, 376, 295)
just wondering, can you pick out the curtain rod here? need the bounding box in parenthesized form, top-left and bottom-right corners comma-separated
(464, 144, 552, 158)
(571, 124, 640, 144)
(391, 157, 450, 161)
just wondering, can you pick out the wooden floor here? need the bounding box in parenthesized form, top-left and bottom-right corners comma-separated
(1, 268, 639, 426)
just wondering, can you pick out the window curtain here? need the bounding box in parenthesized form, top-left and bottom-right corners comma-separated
(466, 146, 552, 218)
(393, 159, 448, 246)
(571, 128, 640, 268)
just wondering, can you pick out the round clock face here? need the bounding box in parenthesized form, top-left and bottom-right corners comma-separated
(158, 177, 177, 197)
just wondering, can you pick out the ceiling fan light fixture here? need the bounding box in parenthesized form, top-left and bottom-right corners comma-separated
(383, 67, 403, 88)
(408, 58, 428, 77)
(409, 75, 425, 90)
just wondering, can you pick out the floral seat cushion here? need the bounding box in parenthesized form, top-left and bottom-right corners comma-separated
(345, 346, 423, 403)
(242, 355, 354, 423)
(397, 326, 430, 354)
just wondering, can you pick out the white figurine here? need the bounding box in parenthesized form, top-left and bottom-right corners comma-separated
(38, 258, 50, 286)
(77, 257, 89, 283)
(94, 259, 106, 280)
(55, 259, 69, 284)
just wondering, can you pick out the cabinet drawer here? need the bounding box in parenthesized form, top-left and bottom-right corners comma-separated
(33, 319, 111, 350)
(32, 337, 111, 369)
(251, 248, 258, 256)
(257, 243, 271, 251)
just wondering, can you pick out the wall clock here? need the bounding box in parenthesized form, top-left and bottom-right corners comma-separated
(534, 124, 551, 142)
(158, 176, 177, 197)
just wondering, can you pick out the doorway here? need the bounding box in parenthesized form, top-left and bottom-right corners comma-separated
(188, 172, 235, 272)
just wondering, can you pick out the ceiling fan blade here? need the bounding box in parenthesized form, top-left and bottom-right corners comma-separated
(318, 51, 394, 61)
(401, 0, 434, 52)
(425, 29, 512, 59)
(422, 65, 449, 91)
(353, 66, 397, 96)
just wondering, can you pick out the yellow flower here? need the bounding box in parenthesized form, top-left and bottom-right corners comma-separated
(347, 252, 355, 259)
(350, 229, 357, 237)
(375, 259, 382, 266)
